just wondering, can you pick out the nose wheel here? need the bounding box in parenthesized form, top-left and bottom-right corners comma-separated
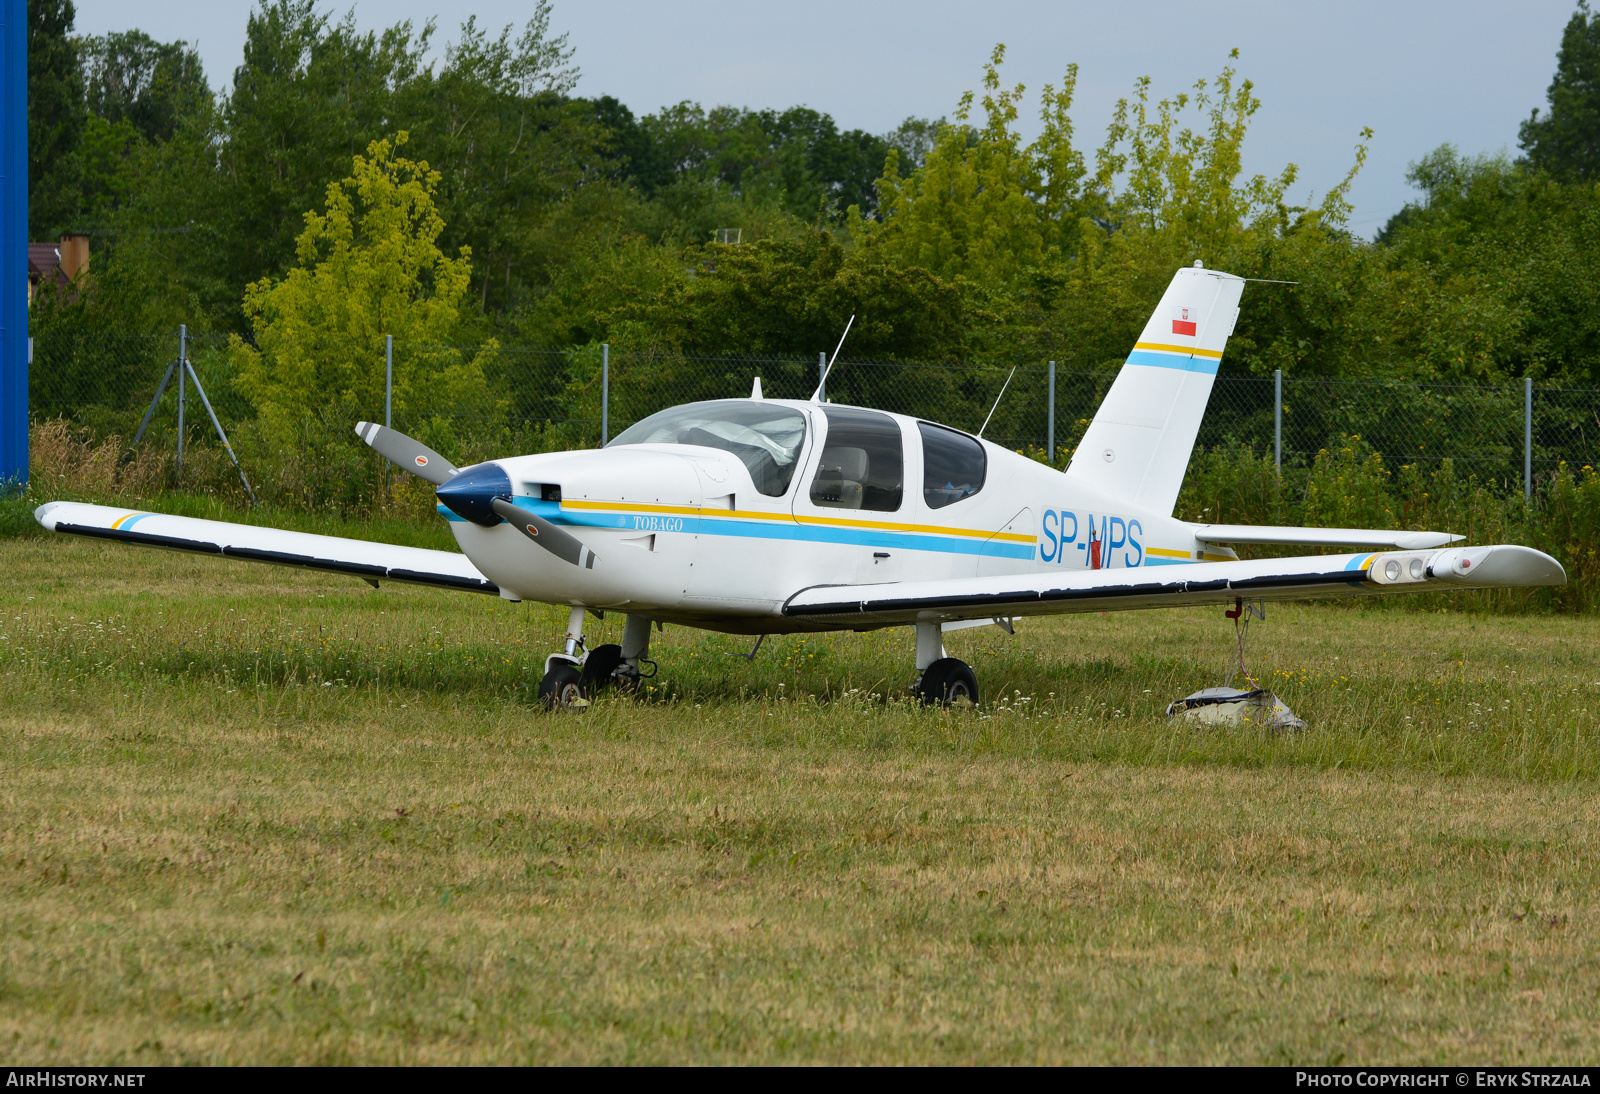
(538, 662, 588, 712)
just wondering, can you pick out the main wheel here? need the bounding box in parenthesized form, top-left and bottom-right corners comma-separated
(917, 657, 979, 707)
(580, 644, 625, 690)
(538, 662, 588, 712)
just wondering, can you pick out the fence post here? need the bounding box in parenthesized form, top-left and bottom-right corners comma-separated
(1047, 361, 1056, 465)
(384, 334, 392, 429)
(1274, 369, 1282, 472)
(1524, 376, 1533, 499)
(819, 351, 827, 402)
(176, 324, 186, 473)
(601, 343, 609, 446)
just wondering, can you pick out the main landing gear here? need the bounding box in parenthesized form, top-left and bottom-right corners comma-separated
(538, 607, 654, 712)
(912, 621, 979, 707)
(539, 613, 978, 711)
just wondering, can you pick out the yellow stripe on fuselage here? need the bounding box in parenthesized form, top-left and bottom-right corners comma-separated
(560, 498, 1036, 543)
(1133, 341, 1224, 358)
(1145, 546, 1189, 559)
(110, 512, 143, 530)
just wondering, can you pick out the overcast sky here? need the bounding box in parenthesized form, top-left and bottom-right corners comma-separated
(72, 0, 1581, 237)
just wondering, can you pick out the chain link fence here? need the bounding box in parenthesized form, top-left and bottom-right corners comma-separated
(28, 328, 1600, 505)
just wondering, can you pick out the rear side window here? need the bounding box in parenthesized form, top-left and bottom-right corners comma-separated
(810, 407, 903, 512)
(919, 421, 986, 508)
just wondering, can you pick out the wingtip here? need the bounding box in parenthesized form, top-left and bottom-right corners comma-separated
(33, 500, 61, 530)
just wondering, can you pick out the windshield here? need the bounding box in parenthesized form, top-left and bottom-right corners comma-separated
(609, 400, 808, 497)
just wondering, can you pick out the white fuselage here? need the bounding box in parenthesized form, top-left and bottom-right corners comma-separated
(442, 400, 1231, 635)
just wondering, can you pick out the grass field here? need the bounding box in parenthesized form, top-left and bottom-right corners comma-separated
(3, 534, 1600, 1064)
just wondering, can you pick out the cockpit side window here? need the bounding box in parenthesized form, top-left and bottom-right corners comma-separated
(918, 421, 986, 508)
(608, 400, 807, 497)
(810, 407, 903, 512)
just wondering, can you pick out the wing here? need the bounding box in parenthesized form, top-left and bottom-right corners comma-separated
(783, 545, 1565, 627)
(35, 501, 500, 596)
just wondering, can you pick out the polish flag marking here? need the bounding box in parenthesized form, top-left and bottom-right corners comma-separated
(1172, 306, 1197, 337)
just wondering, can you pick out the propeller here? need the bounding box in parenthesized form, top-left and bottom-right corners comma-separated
(356, 421, 599, 569)
(354, 421, 458, 486)
(490, 497, 599, 569)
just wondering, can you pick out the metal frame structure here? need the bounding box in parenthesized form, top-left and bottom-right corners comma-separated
(1, 0, 25, 488)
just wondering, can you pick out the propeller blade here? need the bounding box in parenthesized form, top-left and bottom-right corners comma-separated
(354, 421, 458, 486)
(489, 497, 599, 569)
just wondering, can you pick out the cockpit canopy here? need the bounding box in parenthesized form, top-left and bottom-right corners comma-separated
(608, 400, 808, 497)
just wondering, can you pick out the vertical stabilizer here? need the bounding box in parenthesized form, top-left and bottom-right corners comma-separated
(1065, 266, 1245, 515)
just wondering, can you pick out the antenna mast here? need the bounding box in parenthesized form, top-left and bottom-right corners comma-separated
(810, 314, 856, 402)
(977, 366, 1018, 438)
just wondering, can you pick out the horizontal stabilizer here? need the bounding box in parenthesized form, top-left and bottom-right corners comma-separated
(1191, 524, 1463, 550)
(782, 544, 1564, 627)
(34, 501, 499, 596)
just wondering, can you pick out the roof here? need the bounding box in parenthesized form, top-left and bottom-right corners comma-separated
(28, 243, 60, 279)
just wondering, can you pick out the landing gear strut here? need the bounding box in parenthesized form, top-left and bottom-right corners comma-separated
(538, 608, 654, 712)
(538, 606, 592, 712)
(912, 621, 979, 707)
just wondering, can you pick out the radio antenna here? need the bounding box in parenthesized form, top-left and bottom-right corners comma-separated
(810, 314, 856, 402)
(977, 365, 1018, 438)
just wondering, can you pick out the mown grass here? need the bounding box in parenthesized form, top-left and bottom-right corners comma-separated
(3, 536, 1600, 1064)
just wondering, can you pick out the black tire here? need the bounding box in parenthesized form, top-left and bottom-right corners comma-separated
(917, 657, 980, 707)
(580, 644, 625, 690)
(538, 662, 587, 712)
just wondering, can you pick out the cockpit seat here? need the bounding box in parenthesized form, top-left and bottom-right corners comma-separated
(814, 446, 867, 509)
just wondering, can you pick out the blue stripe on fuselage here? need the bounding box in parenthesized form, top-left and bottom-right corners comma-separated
(438, 498, 1037, 560)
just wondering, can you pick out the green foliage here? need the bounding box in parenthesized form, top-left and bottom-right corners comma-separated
(28, 0, 86, 238)
(1379, 147, 1600, 384)
(634, 102, 889, 219)
(230, 136, 500, 504)
(212, 2, 438, 322)
(611, 229, 971, 361)
(861, 46, 1088, 291)
(79, 30, 210, 144)
(1519, 0, 1600, 180)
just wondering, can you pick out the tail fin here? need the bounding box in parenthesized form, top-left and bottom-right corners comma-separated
(1065, 265, 1245, 515)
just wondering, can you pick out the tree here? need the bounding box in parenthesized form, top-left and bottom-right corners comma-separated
(28, 0, 86, 237)
(401, 8, 589, 313)
(231, 135, 498, 463)
(635, 102, 890, 218)
(1377, 145, 1600, 384)
(861, 45, 1089, 291)
(612, 229, 970, 361)
(79, 30, 211, 144)
(1520, 0, 1600, 179)
(214, 1, 434, 319)
(882, 117, 944, 174)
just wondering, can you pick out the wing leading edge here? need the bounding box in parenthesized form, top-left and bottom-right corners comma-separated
(782, 545, 1565, 627)
(35, 501, 500, 596)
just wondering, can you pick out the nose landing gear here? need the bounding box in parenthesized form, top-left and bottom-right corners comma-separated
(538, 608, 656, 712)
(911, 621, 979, 707)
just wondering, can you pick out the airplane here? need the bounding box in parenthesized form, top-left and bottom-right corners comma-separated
(33, 262, 1567, 710)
